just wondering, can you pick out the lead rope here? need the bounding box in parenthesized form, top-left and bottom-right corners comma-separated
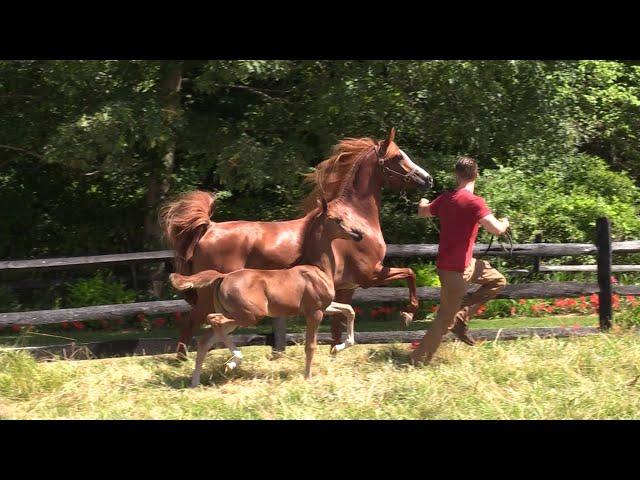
(484, 228, 514, 256)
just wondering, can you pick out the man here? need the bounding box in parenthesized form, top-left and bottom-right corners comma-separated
(411, 156, 509, 365)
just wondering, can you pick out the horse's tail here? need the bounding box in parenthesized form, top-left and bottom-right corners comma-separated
(159, 190, 216, 271)
(169, 270, 227, 291)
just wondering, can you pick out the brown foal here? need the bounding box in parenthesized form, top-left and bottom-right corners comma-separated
(169, 198, 363, 386)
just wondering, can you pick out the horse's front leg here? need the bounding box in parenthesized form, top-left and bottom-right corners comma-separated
(366, 264, 419, 327)
(325, 302, 355, 354)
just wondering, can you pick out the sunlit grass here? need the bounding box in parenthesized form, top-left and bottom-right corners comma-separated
(1, 329, 638, 419)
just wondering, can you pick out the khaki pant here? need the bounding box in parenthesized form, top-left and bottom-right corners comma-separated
(413, 258, 507, 363)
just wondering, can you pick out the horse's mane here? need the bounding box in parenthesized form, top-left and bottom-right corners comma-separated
(301, 137, 399, 212)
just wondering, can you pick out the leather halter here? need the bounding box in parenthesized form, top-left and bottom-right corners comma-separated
(374, 144, 419, 184)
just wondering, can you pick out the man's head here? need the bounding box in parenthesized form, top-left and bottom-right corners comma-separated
(455, 156, 479, 184)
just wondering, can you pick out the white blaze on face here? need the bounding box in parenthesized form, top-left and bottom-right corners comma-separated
(399, 148, 430, 179)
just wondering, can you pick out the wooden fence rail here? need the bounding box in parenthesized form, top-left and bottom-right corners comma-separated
(3, 240, 640, 272)
(3, 282, 640, 327)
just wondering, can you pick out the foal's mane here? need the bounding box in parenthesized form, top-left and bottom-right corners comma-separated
(301, 137, 400, 213)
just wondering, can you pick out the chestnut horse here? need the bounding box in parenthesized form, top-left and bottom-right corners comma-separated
(160, 128, 433, 359)
(170, 197, 363, 385)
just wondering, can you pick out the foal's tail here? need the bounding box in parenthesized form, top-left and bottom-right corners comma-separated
(169, 271, 227, 291)
(159, 190, 216, 269)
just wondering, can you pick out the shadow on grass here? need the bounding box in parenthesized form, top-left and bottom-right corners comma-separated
(148, 355, 297, 390)
(365, 344, 413, 367)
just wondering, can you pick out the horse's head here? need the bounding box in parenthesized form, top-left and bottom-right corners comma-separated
(374, 127, 433, 191)
(317, 197, 364, 242)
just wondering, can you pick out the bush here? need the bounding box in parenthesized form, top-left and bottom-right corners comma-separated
(477, 154, 640, 243)
(0, 285, 20, 313)
(65, 270, 136, 308)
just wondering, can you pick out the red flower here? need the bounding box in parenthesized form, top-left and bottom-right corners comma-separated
(136, 313, 145, 322)
(354, 306, 363, 315)
(60, 322, 70, 330)
(172, 311, 182, 321)
(430, 306, 438, 313)
(518, 299, 526, 305)
(510, 307, 517, 315)
(153, 317, 167, 328)
(72, 321, 86, 330)
(611, 276, 618, 284)
(477, 305, 487, 315)
(11, 324, 21, 333)
(589, 294, 599, 306)
(410, 341, 421, 350)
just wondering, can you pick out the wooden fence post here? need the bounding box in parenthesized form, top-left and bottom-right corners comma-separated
(533, 233, 542, 274)
(272, 317, 287, 357)
(596, 217, 613, 330)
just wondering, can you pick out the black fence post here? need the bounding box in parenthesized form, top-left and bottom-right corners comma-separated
(596, 217, 613, 330)
(533, 233, 542, 274)
(272, 317, 287, 357)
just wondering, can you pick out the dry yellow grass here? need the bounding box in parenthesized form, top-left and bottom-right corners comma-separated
(1, 331, 639, 419)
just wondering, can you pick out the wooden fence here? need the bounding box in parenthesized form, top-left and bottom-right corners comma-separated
(2, 217, 640, 358)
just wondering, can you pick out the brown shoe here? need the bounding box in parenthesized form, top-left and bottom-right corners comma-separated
(450, 310, 476, 346)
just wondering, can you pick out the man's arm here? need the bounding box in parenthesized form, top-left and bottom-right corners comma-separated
(479, 214, 510, 235)
(417, 198, 434, 218)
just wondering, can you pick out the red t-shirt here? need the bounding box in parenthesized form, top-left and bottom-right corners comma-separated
(428, 188, 492, 272)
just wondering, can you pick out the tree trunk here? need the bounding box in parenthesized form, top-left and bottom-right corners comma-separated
(144, 63, 183, 297)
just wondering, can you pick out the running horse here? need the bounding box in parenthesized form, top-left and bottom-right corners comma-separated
(160, 128, 433, 359)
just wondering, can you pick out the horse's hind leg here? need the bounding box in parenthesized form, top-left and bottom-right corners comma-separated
(191, 328, 216, 388)
(325, 302, 355, 354)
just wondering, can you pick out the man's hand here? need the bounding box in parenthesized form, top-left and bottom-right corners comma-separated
(417, 198, 433, 218)
(480, 214, 510, 235)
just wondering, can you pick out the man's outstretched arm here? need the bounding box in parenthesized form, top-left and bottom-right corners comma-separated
(479, 214, 510, 235)
(417, 198, 434, 218)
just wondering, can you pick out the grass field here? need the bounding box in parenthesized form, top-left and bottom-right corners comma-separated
(1, 326, 638, 419)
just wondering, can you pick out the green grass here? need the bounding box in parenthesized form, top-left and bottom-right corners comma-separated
(0, 329, 638, 419)
(0, 314, 598, 348)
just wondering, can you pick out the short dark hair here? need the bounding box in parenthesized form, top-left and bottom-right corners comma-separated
(455, 156, 479, 181)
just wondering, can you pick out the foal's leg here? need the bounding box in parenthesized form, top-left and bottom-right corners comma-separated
(215, 323, 242, 372)
(191, 328, 217, 388)
(325, 302, 355, 354)
(304, 310, 324, 380)
(329, 289, 355, 349)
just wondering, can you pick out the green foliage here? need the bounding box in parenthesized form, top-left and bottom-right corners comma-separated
(477, 154, 640, 243)
(1, 59, 640, 263)
(65, 271, 136, 308)
(0, 285, 20, 312)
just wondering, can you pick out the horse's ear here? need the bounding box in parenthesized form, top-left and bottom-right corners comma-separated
(378, 127, 396, 157)
(388, 127, 396, 144)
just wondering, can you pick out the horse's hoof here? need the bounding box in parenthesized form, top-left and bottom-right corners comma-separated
(400, 311, 414, 327)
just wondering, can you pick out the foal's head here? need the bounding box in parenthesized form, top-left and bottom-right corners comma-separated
(317, 198, 364, 242)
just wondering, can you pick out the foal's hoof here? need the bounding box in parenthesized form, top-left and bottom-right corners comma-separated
(224, 361, 238, 374)
(399, 311, 414, 327)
